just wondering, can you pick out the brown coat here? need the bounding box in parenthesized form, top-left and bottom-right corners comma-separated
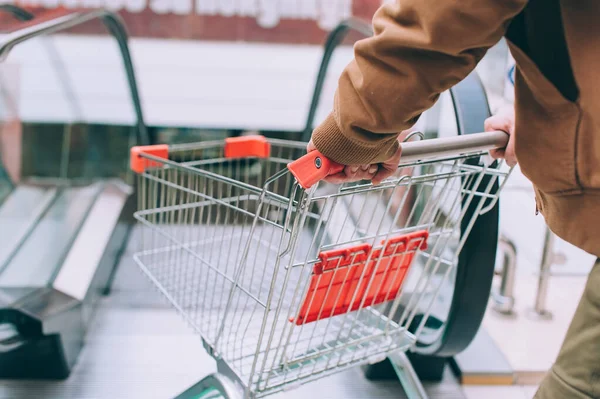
(312, 0, 600, 257)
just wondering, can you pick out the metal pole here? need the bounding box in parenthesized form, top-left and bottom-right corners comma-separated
(528, 225, 553, 320)
(492, 235, 517, 315)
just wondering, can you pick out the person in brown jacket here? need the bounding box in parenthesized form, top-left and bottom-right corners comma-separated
(308, 0, 600, 397)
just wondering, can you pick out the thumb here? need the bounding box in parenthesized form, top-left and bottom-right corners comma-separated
(372, 145, 402, 185)
(372, 165, 396, 186)
(307, 140, 317, 153)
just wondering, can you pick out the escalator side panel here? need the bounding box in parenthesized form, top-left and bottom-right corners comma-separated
(82, 188, 135, 310)
(0, 185, 101, 287)
(53, 182, 132, 325)
(0, 182, 134, 379)
(0, 186, 57, 272)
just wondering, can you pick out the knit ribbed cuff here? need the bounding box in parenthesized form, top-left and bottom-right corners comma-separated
(311, 113, 399, 165)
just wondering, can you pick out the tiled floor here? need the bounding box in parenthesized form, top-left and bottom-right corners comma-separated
(481, 165, 594, 383)
(484, 273, 586, 377)
(463, 385, 536, 399)
(523, 385, 541, 398)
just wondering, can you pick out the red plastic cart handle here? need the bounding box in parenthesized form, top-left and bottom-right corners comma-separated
(224, 135, 271, 159)
(130, 144, 169, 173)
(287, 151, 344, 189)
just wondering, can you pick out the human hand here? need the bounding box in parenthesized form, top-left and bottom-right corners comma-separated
(306, 131, 408, 186)
(306, 140, 376, 184)
(485, 105, 517, 167)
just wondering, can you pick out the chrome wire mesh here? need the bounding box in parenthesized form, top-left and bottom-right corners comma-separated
(133, 138, 508, 397)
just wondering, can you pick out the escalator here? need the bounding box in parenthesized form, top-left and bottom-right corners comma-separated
(0, 7, 146, 378)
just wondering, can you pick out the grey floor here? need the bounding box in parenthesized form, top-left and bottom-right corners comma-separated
(0, 237, 465, 399)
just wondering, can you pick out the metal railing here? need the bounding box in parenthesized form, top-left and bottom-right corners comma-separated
(492, 236, 517, 315)
(528, 226, 555, 320)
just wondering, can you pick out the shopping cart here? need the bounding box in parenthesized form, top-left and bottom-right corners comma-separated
(130, 130, 510, 399)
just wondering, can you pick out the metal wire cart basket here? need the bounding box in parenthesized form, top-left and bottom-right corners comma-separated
(130, 129, 510, 399)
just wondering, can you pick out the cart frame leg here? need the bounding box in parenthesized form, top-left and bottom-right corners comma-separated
(174, 373, 243, 399)
(388, 351, 429, 399)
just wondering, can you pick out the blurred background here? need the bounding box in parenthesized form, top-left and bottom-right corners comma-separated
(0, 1, 594, 399)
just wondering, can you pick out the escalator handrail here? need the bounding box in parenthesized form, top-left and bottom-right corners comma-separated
(0, 8, 150, 145)
(0, 5, 34, 22)
(304, 18, 499, 357)
(0, 4, 35, 189)
(0, 5, 86, 126)
(302, 18, 373, 141)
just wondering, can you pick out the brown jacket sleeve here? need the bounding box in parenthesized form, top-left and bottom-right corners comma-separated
(312, 0, 527, 165)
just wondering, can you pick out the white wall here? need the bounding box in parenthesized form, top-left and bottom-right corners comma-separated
(0, 34, 354, 130)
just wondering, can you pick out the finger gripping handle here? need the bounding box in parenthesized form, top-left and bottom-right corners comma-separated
(287, 151, 344, 189)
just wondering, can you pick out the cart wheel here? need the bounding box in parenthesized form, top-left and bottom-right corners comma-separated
(173, 373, 243, 399)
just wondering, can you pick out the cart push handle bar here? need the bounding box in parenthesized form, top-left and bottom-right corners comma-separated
(288, 130, 509, 189)
(129, 131, 508, 182)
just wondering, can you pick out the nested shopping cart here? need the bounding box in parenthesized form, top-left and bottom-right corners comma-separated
(130, 129, 510, 399)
